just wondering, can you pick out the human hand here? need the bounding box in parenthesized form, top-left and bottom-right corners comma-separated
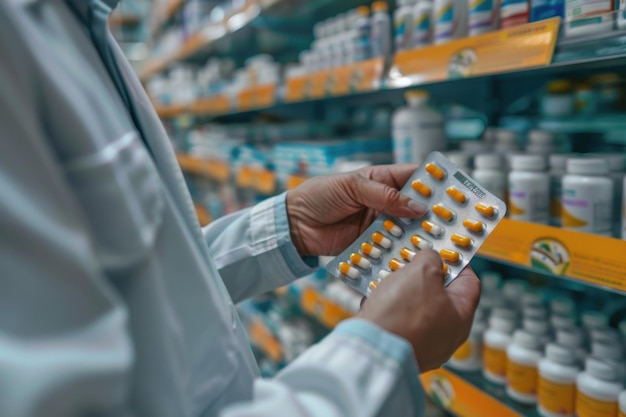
(286, 165, 427, 257)
(357, 250, 480, 372)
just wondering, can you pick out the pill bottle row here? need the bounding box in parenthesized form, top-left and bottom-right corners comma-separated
(447, 270, 626, 417)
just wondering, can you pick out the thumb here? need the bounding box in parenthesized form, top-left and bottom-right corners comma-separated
(354, 176, 428, 218)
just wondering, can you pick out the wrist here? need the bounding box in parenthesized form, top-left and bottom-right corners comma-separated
(286, 190, 309, 257)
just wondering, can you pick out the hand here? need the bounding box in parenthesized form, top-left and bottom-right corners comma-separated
(358, 250, 480, 372)
(286, 165, 427, 257)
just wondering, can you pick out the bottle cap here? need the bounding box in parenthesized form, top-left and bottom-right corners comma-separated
(591, 328, 621, 344)
(556, 328, 584, 347)
(492, 307, 517, 321)
(545, 343, 576, 365)
(567, 158, 609, 175)
(513, 330, 541, 350)
(551, 314, 576, 330)
(522, 291, 544, 307)
(503, 279, 527, 299)
(589, 153, 625, 172)
(549, 154, 570, 171)
(523, 318, 550, 335)
(475, 153, 503, 170)
(483, 127, 498, 143)
(586, 358, 620, 381)
(480, 271, 502, 292)
(528, 130, 554, 146)
(523, 305, 548, 321)
(550, 295, 575, 315)
(592, 342, 624, 361)
(582, 310, 608, 329)
(489, 316, 516, 334)
(372, 1, 388, 12)
(546, 80, 572, 94)
(511, 154, 546, 171)
(496, 128, 517, 144)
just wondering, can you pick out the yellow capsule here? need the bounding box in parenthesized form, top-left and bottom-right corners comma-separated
(463, 218, 484, 233)
(368, 280, 378, 292)
(432, 204, 455, 222)
(372, 232, 392, 249)
(475, 202, 496, 218)
(443, 264, 449, 276)
(440, 249, 460, 264)
(422, 220, 444, 237)
(400, 247, 416, 261)
(339, 262, 360, 279)
(411, 235, 433, 250)
(425, 162, 446, 180)
(451, 233, 472, 248)
(446, 186, 467, 204)
(411, 180, 432, 197)
(361, 242, 382, 259)
(383, 219, 403, 237)
(350, 253, 371, 269)
(389, 258, 405, 271)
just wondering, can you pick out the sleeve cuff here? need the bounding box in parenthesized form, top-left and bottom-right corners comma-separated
(272, 192, 319, 277)
(334, 318, 423, 412)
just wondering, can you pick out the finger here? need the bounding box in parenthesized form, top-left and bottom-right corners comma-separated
(360, 164, 418, 189)
(446, 266, 481, 318)
(396, 249, 446, 290)
(354, 176, 428, 218)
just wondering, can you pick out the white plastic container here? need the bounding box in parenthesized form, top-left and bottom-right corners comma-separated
(473, 154, 507, 201)
(391, 90, 446, 164)
(556, 328, 588, 364)
(524, 318, 552, 346)
(495, 128, 520, 154)
(549, 154, 569, 227)
(561, 158, 613, 236)
(468, 0, 500, 35)
(593, 154, 625, 236)
(551, 295, 576, 317)
(448, 315, 487, 371)
(354, 6, 372, 62)
(483, 316, 517, 384)
(433, 0, 468, 44)
(551, 314, 577, 331)
(411, 0, 433, 47)
(527, 130, 555, 155)
(481, 270, 502, 294)
(619, 390, 626, 417)
(538, 344, 580, 417)
(591, 342, 626, 379)
(503, 279, 528, 307)
(371, 1, 392, 59)
(564, 0, 613, 38)
(576, 358, 624, 417)
(394, 0, 414, 51)
(508, 155, 550, 224)
(506, 330, 543, 404)
(500, 0, 530, 27)
(582, 310, 609, 332)
(524, 305, 549, 321)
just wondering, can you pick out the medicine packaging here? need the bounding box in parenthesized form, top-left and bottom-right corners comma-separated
(326, 152, 507, 296)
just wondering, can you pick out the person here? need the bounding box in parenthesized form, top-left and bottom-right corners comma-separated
(0, 0, 480, 416)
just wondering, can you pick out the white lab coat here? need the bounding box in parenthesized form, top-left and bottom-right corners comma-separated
(0, 0, 424, 416)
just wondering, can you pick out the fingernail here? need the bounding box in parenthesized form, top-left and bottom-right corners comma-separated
(408, 199, 427, 214)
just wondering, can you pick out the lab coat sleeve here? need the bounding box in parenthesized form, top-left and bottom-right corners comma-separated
(203, 193, 318, 303)
(0, 57, 133, 417)
(221, 319, 425, 417)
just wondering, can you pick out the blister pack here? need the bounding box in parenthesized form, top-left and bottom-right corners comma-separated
(326, 151, 507, 296)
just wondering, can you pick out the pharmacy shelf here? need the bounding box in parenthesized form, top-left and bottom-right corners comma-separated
(109, 13, 141, 27)
(148, 0, 184, 40)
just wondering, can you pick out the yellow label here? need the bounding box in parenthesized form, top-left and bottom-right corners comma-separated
(452, 340, 473, 361)
(538, 376, 576, 415)
(507, 361, 538, 395)
(576, 390, 618, 417)
(561, 205, 589, 227)
(618, 408, 625, 417)
(483, 345, 507, 377)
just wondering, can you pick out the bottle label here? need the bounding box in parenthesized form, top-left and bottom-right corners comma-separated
(576, 389, 618, 417)
(562, 187, 612, 233)
(483, 345, 507, 377)
(412, 9, 432, 46)
(434, 0, 455, 40)
(538, 376, 576, 414)
(500, 0, 529, 28)
(508, 188, 549, 222)
(506, 360, 538, 395)
(469, 0, 499, 34)
(452, 339, 473, 361)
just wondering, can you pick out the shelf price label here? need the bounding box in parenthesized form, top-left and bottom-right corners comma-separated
(388, 18, 560, 87)
(479, 218, 626, 293)
(190, 95, 231, 116)
(285, 76, 309, 102)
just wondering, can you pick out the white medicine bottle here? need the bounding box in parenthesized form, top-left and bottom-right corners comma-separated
(523, 318, 552, 346)
(506, 330, 543, 404)
(508, 154, 550, 224)
(480, 270, 502, 295)
(550, 295, 576, 317)
(473, 153, 507, 201)
(582, 310, 609, 332)
(527, 130, 555, 155)
(370, 1, 392, 59)
(576, 358, 624, 417)
(411, 0, 433, 48)
(556, 328, 588, 364)
(483, 315, 517, 384)
(562, 158, 613, 236)
(538, 343, 580, 417)
(391, 90, 445, 164)
(619, 390, 626, 417)
(549, 154, 569, 227)
(394, 0, 413, 51)
(448, 315, 487, 371)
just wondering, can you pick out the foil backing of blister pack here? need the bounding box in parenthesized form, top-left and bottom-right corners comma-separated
(326, 151, 508, 296)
